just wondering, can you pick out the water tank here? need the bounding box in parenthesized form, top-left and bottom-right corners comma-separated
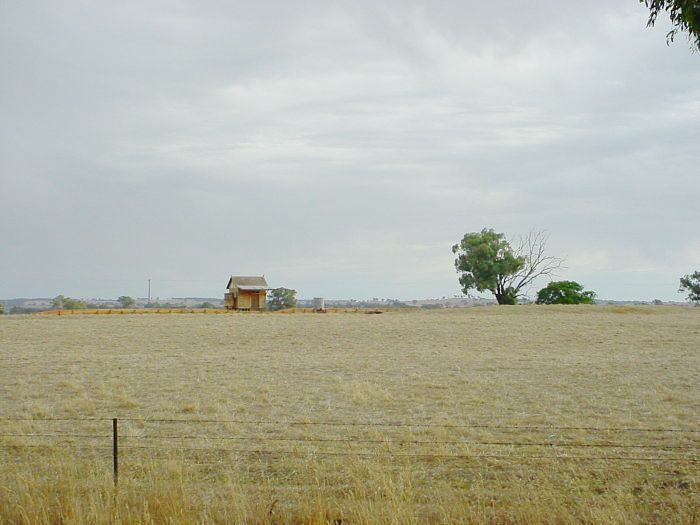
(313, 297, 325, 310)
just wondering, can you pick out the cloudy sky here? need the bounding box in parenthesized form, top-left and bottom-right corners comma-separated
(1, 1, 698, 301)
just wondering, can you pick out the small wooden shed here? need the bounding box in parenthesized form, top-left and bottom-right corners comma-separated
(224, 276, 269, 311)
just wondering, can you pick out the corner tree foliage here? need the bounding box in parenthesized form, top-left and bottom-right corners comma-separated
(267, 288, 297, 311)
(453, 229, 563, 305)
(0, 302, 4, 315)
(117, 296, 135, 308)
(679, 271, 700, 304)
(536, 281, 596, 305)
(642, 0, 700, 50)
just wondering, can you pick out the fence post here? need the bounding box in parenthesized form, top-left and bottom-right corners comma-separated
(113, 418, 118, 486)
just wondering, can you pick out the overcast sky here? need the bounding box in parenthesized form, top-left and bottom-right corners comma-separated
(1, 1, 698, 302)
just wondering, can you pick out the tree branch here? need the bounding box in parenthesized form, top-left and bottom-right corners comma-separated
(503, 231, 565, 298)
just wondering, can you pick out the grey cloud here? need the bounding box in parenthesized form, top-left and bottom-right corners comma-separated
(1, 1, 698, 301)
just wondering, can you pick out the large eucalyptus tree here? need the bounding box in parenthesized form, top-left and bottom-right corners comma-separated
(453, 229, 562, 305)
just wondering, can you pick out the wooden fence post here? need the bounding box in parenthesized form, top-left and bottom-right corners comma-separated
(113, 418, 118, 486)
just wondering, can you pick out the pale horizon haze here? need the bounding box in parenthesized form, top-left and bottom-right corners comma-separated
(1, 1, 698, 302)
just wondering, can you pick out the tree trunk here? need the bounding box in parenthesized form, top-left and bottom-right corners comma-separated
(495, 288, 517, 305)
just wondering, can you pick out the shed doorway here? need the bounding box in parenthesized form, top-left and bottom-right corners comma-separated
(251, 293, 260, 310)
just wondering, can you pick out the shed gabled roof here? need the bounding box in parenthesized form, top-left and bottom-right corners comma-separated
(227, 275, 269, 290)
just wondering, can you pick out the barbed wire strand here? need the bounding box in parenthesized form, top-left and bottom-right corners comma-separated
(1, 433, 697, 450)
(0, 417, 697, 433)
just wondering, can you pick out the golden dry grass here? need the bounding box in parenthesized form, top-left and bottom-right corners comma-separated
(0, 306, 698, 524)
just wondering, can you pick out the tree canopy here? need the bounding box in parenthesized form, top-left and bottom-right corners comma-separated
(117, 296, 136, 308)
(678, 271, 700, 304)
(52, 295, 87, 310)
(453, 229, 562, 305)
(453, 229, 523, 305)
(267, 288, 297, 311)
(536, 281, 596, 305)
(642, 0, 700, 50)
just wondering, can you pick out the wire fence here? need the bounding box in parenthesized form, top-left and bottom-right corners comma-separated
(2, 416, 699, 432)
(1, 416, 698, 485)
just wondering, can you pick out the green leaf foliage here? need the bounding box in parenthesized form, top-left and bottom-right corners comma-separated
(536, 281, 596, 305)
(678, 270, 700, 303)
(117, 296, 136, 308)
(642, 0, 700, 50)
(267, 287, 297, 311)
(52, 295, 87, 310)
(452, 229, 524, 305)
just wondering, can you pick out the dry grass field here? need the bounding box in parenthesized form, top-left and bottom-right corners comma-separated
(0, 306, 698, 524)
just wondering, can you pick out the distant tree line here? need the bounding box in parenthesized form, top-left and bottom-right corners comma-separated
(4, 261, 695, 315)
(43, 295, 223, 310)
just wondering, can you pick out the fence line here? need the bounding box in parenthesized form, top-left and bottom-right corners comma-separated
(1, 432, 697, 450)
(1, 416, 698, 433)
(3, 447, 672, 468)
(2, 416, 698, 486)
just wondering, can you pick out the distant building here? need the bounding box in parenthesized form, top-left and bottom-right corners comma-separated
(224, 276, 269, 311)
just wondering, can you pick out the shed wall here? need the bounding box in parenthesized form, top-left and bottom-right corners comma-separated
(224, 288, 267, 310)
(238, 292, 252, 309)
